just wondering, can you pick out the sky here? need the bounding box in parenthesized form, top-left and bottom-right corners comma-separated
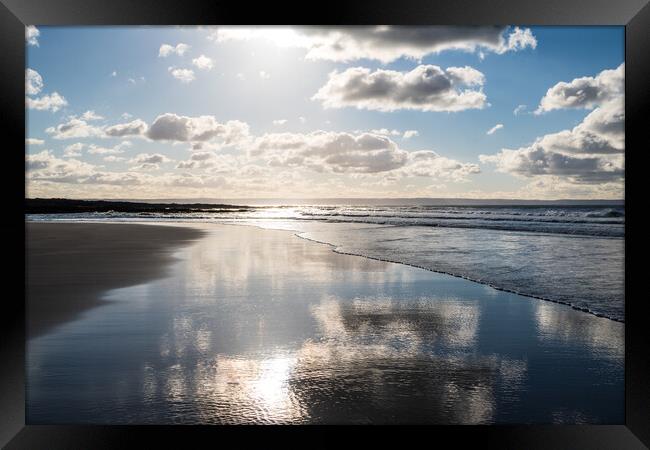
(25, 26, 624, 200)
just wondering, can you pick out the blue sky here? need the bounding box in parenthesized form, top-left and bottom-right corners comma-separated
(25, 26, 624, 199)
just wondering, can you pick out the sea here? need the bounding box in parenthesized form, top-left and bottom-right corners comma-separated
(27, 199, 625, 322)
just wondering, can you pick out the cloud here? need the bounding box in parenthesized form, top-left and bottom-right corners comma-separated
(111, 71, 117, 77)
(26, 69, 43, 95)
(80, 110, 104, 121)
(130, 153, 170, 164)
(192, 55, 214, 70)
(480, 100, 624, 184)
(80, 172, 150, 186)
(313, 65, 487, 112)
(513, 104, 527, 115)
(87, 141, 132, 155)
(63, 142, 84, 157)
(146, 113, 250, 145)
(273, 119, 288, 125)
(251, 130, 479, 180)
(27, 92, 68, 112)
(126, 76, 145, 86)
(480, 147, 623, 183)
(403, 130, 419, 139)
(398, 151, 481, 181)
(255, 131, 409, 173)
(105, 119, 148, 137)
(481, 63, 625, 188)
(503, 27, 537, 53)
(129, 153, 172, 170)
(486, 124, 503, 135)
(26, 151, 184, 190)
(25, 68, 68, 112)
(26, 26, 40, 46)
(259, 70, 270, 79)
(163, 172, 230, 189)
(159, 43, 190, 57)
(26, 150, 96, 182)
(536, 64, 624, 113)
(45, 118, 103, 139)
(121, 112, 133, 120)
(370, 128, 401, 136)
(103, 155, 127, 163)
(175, 152, 236, 171)
(210, 26, 536, 63)
(26, 138, 44, 146)
(168, 67, 196, 83)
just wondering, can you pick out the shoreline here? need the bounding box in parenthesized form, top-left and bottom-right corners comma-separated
(27, 221, 624, 424)
(26, 222, 205, 338)
(27, 219, 624, 325)
(294, 232, 624, 323)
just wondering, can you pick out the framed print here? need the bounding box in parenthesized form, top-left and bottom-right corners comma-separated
(1, 0, 649, 447)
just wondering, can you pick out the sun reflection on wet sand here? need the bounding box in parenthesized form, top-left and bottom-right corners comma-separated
(27, 223, 624, 424)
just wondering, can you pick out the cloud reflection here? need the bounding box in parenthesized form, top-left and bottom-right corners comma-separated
(534, 302, 623, 360)
(151, 292, 529, 424)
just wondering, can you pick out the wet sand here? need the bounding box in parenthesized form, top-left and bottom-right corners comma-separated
(26, 222, 624, 424)
(26, 222, 205, 338)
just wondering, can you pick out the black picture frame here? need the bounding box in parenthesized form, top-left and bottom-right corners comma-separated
(1, 0, 648, 447)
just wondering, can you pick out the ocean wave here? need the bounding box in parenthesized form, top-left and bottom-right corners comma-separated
(294, 231, 624, 323)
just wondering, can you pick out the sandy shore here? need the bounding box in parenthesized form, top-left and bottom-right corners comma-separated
(26, 222, 205, 338)
(26, 222, 624, 424)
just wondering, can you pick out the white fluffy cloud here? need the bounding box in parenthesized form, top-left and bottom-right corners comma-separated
(313, 65, 487, 112)
(175, 152, 237, 171)
(129, 153, 172, 170)
(26, 150, 96, 182)
(130, 153, 170, 164)
(370, 128, 401, 136)
(192, 55, 214, 70)
(536, 64, 624, 113)
(87, 141, 132, 155)
(45, 118, 103, 139)
(398, 151, 481, 181)
(63, 142, 84, 158)
(146, 113, 250, 145)
(27, 92, 68, 112)
(103, 155, 127, 163)
(27, 150, 152, 187)
(159, 43, 190, 57)
(26, 138, 44, 146)
(26, 26, 40, 46)
(481, 100, 623, 184)
(481, 63, 624, 188)
(80, 110, 104, 121)
(251, 131, 406, 173)
(168, 67, 196, 83)
(513, 104, 527, 115)
(486, 124, 503, 135)
(251, 130, 479, 180)
(273, 119, 288, 126)
(105, 119, 148, 137)
(403, 130, 419, 139)
(210, 26, 536, 63)
(26, 69, 43, 95)
(25, 68, 68, 112)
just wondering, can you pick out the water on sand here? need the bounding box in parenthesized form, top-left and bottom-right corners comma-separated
(27, 223, 624, 424)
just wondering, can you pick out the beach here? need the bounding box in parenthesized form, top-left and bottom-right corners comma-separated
(26, 222, 624, 424)
(26, 222, 205, 338)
